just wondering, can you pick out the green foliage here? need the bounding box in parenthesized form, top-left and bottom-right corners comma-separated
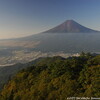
(0, 54, 100, 100)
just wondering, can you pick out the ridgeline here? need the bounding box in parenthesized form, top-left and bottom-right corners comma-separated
(0, 53, 100, 100)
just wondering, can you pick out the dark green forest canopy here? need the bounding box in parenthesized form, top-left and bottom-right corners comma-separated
(0, 53, 100, 100)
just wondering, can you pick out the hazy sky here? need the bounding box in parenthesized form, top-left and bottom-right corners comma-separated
(0, 0, 100, 39)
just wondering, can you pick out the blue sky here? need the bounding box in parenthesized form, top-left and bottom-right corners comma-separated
(0, 0, 100, 39)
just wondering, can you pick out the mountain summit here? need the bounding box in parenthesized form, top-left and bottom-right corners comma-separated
(43, 20, 99, 33)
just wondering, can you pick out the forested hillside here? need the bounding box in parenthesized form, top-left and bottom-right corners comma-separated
(0, 53, 100, 100)
(0, 60, 37, 90)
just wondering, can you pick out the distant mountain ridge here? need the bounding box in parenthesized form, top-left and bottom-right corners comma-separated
(43, 20, 99, 33)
